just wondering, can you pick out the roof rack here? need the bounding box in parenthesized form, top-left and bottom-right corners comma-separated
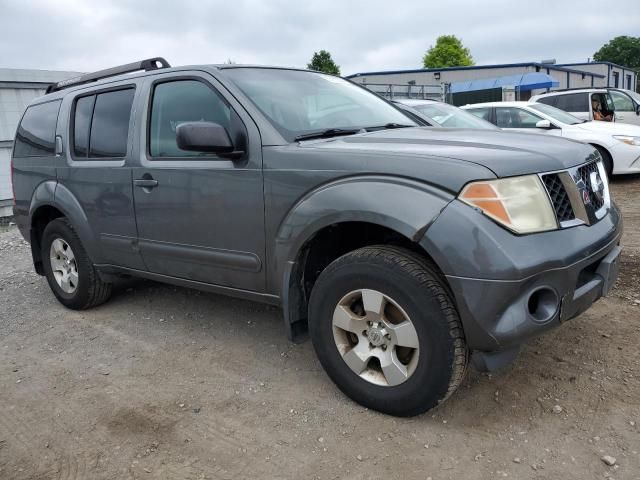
(46, 57, 170, 93)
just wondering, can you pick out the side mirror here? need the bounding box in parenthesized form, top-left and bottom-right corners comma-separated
(636, 104, 640, 116)
(176, 121, 235, 153)
(535, 119, 552, 129)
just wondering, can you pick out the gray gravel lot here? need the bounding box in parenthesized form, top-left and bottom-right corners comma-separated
(1, 178, 639, 480)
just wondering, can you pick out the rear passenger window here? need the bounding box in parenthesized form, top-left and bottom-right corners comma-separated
(149, 80, 231, 158)
(72, 88, 135, 159)
(14, 100, 62, 157)
(554, 93, 588, 112)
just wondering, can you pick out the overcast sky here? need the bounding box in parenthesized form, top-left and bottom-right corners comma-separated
(1, 0, 638, 75)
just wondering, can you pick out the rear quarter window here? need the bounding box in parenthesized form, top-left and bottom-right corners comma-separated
(13, 100, 62, 157)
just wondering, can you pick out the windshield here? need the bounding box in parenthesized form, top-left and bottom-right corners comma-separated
(529, 103, 584, 125)
(223, 68, 416, 141)
(411, 102, 497, 129)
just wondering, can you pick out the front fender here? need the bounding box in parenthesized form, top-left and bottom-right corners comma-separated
(273, 175, 454, 341)
(274, 174, 453, 290)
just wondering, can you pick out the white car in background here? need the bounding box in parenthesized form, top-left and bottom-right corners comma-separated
(394, 99, 498, 129)
(463, 101, 640, 176)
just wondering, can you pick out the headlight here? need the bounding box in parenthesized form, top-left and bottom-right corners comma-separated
(613, 135, 640, 146)
(459, 175, 557, 234)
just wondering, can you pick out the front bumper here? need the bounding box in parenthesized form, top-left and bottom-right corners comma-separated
(610, 141, 640, 174)
(421, 199, 623, 351)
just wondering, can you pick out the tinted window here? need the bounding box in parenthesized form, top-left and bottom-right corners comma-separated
(149, 80, 231, 157)
(536, 96, 557, 107)
(89, 89, 135, 158)
(14, 100, 61, 157)
(495, 107, 543, 128)
(554, 93, 588, 112)
(610, 91, 634, 112)
(73, 95, 95, 157)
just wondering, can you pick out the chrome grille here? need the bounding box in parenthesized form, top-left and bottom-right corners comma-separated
(577, 162, 605, 211)
(542, 174, 575, 222)
(540, 160, 609, 228)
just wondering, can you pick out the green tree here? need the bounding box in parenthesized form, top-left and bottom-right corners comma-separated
(307, 50, 340, 75)
(594, 36, 640, 92)
(593, 35, 640, 70)
(423, 35, 474, 69)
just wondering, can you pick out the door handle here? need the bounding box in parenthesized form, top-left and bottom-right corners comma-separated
(134, 179, 159, 188)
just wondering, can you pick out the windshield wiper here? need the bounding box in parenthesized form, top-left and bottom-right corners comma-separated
(294, 128, 364, 142)
(365, 123, 414, 131)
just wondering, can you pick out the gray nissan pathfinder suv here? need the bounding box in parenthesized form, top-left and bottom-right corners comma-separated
(11, 58, 623, 416)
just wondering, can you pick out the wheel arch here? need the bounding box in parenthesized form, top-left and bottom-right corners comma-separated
(29, 183, 102, 274)
(274, 177, 454, 341)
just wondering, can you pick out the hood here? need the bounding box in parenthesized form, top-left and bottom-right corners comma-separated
(303, 127, 596, 177)
(575, 120, 640, 136)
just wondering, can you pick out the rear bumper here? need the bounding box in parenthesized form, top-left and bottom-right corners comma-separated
(421, 199, 623, 351)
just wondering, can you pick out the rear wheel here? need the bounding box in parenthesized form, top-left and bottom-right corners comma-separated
(308, 245, 468, 416)
(41, 218, 112, 309)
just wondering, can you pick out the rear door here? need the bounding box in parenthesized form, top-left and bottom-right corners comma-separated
(553, 93, 590, 120)
(57, 83, 145, 270)
(131, 72, 266, 292)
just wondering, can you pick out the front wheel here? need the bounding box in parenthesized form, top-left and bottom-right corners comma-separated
(41, 218, 112, 309)
(308, 246, 468, 417)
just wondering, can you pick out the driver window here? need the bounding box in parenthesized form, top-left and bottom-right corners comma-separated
(149, 80, 231, 157)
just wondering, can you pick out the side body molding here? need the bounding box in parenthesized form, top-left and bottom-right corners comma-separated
(272, 175, 455, 340)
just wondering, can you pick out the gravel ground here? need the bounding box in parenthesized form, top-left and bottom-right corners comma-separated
(1, 178, 639, 480)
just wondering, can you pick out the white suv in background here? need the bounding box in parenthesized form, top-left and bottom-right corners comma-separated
(463, 101, 640, 176)
(531, 88, 640, 126)
(530, 89, 616, 123)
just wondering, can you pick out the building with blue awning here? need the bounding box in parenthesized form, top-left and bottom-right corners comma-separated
(346, 61, 636, 105)
(450, 72, 560, 94)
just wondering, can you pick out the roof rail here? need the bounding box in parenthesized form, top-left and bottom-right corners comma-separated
(46, 57, 170, 93)
(536, 86, 609, 95)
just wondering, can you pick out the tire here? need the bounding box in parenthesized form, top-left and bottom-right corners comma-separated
(41, 218, 112, 309)
(593, 145, 613, 178)
(308, 245, 468, 417)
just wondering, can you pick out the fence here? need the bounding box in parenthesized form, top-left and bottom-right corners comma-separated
(361, 83, 451, 103)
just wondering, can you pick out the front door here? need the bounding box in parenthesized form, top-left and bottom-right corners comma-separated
(494, 107, 561, 136)
(132, 74, 265, 292)
(610, 90, 640, 126)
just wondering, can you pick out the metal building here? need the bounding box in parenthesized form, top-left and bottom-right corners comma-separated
(0, 68, 80, 217)
(346, 61, 638, 105)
